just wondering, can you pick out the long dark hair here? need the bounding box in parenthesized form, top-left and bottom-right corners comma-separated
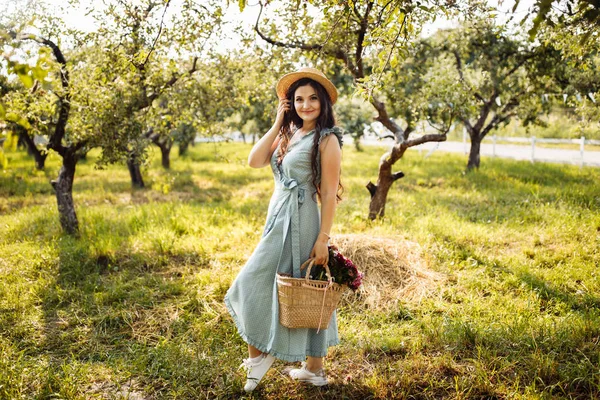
(276, 78, 343, 202)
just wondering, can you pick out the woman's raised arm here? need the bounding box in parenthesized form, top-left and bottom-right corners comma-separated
(248, 99, 290, 168)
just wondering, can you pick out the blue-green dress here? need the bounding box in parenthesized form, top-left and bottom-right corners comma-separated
(224, 127, 343, 362)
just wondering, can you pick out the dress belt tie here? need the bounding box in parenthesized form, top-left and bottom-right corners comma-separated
(281, 177, 305, 278)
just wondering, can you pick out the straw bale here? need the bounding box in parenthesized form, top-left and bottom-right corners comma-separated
(332, 234, 444, 310)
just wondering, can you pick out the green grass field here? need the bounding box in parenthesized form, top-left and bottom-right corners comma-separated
(1, 142, 599, 399)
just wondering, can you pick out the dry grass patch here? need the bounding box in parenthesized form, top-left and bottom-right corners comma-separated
(333, 234, 445, 310)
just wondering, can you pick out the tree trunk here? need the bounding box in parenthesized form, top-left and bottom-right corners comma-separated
(51, 153, 79, 234)
(354, 137, 363, 152)
(467, 134, 482, 170)
(160, 143, 171, 169)
(127, 154, 145, 188)
(18, 130, 47, 170)
(17, 132, 30, 152)
(367, 170, 405, 220)
(179, 140, 190, 156)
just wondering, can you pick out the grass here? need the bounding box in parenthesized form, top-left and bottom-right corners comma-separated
(1, 141, 599, 399)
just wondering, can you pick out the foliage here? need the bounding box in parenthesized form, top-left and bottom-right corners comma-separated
(444, 20, 553, 129)
(335, 96, 375, 151)
(520, 0, 600, 44)
(224, 48, 293, 140)
(74, 0, 225, 168)
(379, 39, 460, 134)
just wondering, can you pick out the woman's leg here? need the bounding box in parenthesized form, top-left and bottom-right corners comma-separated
(305, 356, 323, 372)
(248, 344, 263, 358)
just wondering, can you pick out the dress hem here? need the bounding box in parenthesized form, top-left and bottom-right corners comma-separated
(224, 295, 339, 362)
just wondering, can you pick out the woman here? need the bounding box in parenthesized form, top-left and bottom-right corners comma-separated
(224, 67, 344, 392)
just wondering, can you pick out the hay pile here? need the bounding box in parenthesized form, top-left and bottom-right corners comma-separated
(332, 234, 444, 310)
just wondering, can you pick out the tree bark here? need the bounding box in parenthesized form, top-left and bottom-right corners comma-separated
(467, 135, 482, 170)
(150, 135, 172, 169)
(127, 154, 145, 188)
(368, 176, 393, 219)
(18, 129, 47, 170)
(51, 152, 79, 234)
(160, 143, 171, 169)
(179, 140, 190, 156)
(367, 146, 407, 220)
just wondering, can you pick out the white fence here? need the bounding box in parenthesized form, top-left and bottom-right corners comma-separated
(462, 130, 600, 167)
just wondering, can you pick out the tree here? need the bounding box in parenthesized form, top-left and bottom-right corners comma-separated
(0, 0, 223, 233)
(174, 122, 196, 156)
(518, 0, 599, 42)
(2, 79, 56, 170)
(223, 48, 293, 144)
(438, 21, 556, 169)
(252, 0, 456, 219)
(143, 55, 242, 168)
(335, 96, 375, 151)
(0, 40, 52, 169)
(81, 0, 223, 187)
(519, 2, 600, 140)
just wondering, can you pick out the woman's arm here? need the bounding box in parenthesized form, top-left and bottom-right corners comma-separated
(310, 134, 342, 266)
(248, 99, 290, 168)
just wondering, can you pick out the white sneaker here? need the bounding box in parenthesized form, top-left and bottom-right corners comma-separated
(289, 362, 328, 386)
(240, 354, 276, 392)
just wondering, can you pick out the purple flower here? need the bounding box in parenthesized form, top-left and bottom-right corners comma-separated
(320, 245, 363, 291)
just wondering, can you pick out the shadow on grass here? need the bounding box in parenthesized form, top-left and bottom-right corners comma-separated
(426, 233, 600, 396)
(438, 233, 600, 312)
(517, 270, 600, 311)
(33, 223, 212, 396)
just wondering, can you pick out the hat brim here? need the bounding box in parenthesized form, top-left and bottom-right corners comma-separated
(276, 71, 338, 104)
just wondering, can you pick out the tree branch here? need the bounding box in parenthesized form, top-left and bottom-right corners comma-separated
(21, 34, 69, 156)
(142, 0, 171, 68)
(481, 98, 519, 138)
(354, 1, 374, 78)
(370, 95, 404, 140)
(372, 13, 405, 86)
(452, 49, 485, 102)
(254, 1, 357, 73)
(144, 56, 198, 106)
(497, 51, 537, 86)
(254, 2, 322, 52)
(459, 116, 474, 134)
(405, 133, 447, 148)
(376, 0, 396, 27)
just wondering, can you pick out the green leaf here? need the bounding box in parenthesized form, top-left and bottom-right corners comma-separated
(4, 112, 31, 130)
(0, 150, 7, 169)
(16, 117, 31, 130)
(0, 103, 5, 119)
(238, 0, 245, 12)
(5, 112, 19, 123)
(17, 72, 34, 89)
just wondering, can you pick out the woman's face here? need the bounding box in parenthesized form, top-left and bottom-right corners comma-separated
(293, 84, 321, 124)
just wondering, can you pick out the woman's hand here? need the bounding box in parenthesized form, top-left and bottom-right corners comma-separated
(310, 236, 329, 266)
(275, 98, 290, 126)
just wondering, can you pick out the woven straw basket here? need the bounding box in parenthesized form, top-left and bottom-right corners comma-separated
(277, 259, 345, 331)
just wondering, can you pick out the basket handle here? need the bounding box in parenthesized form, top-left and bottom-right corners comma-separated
(300, 258, 334, 334)
(300, 258, 333, 285)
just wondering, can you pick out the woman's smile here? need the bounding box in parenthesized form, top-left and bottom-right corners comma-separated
(294, 84, 321, 124)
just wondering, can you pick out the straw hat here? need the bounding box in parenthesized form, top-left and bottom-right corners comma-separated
(276, 67, 338, 104)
